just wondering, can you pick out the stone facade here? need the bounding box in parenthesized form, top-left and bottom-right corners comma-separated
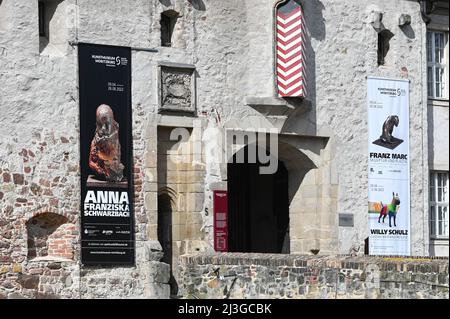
(179, 253, 449, 299)
(0, 0, 448, 299)
(426, 7, 449, 257)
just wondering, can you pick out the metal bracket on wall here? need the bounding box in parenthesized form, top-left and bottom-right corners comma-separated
(68, 41, 158, 53)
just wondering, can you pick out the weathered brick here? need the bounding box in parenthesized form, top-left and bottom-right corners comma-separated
(0, 255, 12, 263)
(19, 149, 28, 157)
(12, 264, 22, 273)
(28, 268, 44, 275)
(49, 198, 59, 207)
(3, 173, 11, 183)
(4, 206, 13, 215)
(0, 266, 9, 274)
(43, 188, 53, 196)
(13, 173, 24, 185)
(30, 183, 42, 195)
(39, 178, 51, 187)
(17, 275, 39, 289)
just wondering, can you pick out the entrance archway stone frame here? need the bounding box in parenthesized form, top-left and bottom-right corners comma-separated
(223, 128, 338, 255)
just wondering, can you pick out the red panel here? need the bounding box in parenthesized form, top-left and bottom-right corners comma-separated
(213, 190, 228, 252)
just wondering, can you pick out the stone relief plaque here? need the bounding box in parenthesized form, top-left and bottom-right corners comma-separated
(158, 62, 196, 113)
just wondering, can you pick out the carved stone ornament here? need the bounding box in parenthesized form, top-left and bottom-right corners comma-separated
(158, 62, 196, 113)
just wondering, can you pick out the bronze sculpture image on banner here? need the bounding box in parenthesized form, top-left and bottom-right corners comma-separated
(78, 43, 134, 265)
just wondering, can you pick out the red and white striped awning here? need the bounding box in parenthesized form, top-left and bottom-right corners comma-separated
(276, 0, 306, 98)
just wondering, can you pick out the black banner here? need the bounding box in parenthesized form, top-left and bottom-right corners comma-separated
(78, 43, 134, 265)
(5, 299, 443, 316)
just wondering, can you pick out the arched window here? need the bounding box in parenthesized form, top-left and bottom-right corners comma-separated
(275, 0, 306, 98)
(161, 10, 179, 47)
(0, 0, 7, 31)
(26, 212, 75, 260)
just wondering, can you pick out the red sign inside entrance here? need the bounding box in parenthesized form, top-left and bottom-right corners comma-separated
(213, 190, 228, 252)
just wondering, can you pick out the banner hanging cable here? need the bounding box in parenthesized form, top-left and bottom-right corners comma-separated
(70, 41, 158, 53)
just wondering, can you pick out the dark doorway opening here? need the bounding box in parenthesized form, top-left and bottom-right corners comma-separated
(227, 146, 290, 253)
(157, 193, 178, 296)
(364, 237, 369, 255)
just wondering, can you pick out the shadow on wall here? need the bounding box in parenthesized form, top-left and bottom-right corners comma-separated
(188, 0, 206, 11)
(26, 213, 76, 260)
(159, 0, 206, 11)
(305, 0, 326, 41)
(39, 0, 65, 55)
(0, 0, 6, 31)
(400, 24, 415, 39)
(282, 0, 326, 135)
(159, 0, 172, 6)
(157, 191, 179, 297)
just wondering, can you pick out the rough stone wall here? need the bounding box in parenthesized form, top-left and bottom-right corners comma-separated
(0, 261, 80, 299)
(0, 0, 175, 299)
(190, 0, 430, 256)
(0, 0, 81, 299)
(179, 253, 449, 299)
(295, 0, 429, 256)
(0, 0, 438, 299)
(0, 242, 170, 299)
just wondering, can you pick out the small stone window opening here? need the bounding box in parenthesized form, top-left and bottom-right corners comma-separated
(161, 10, 179, 47)
(0, 0, 7, 31)
(38, 1, 46, 37)
(38, 0, 67, 56)
(377, 29, 394, 66)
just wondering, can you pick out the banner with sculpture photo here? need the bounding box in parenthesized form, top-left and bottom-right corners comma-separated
(367, 76, 411, 256)
(78, 43, 134, 265)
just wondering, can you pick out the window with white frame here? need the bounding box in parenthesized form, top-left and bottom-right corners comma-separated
(430, 171, 449, 239)
(427, 31, 449, 99)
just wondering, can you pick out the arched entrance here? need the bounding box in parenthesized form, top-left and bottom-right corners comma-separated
(226, 136, 337, 255)
(227, 144, 290, 253)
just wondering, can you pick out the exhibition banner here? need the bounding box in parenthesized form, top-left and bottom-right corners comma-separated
(79, 43, 134, 265)
(367, 76, 411, 256)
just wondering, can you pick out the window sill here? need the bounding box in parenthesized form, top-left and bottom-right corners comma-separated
(430, 237, 450, 241)
(428, 98, 449, 107)
(28, 256, 74, 263)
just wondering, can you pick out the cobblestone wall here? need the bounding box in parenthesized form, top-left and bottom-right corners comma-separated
(0, 241, 170, 299)
(179, 253, 449, 299)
